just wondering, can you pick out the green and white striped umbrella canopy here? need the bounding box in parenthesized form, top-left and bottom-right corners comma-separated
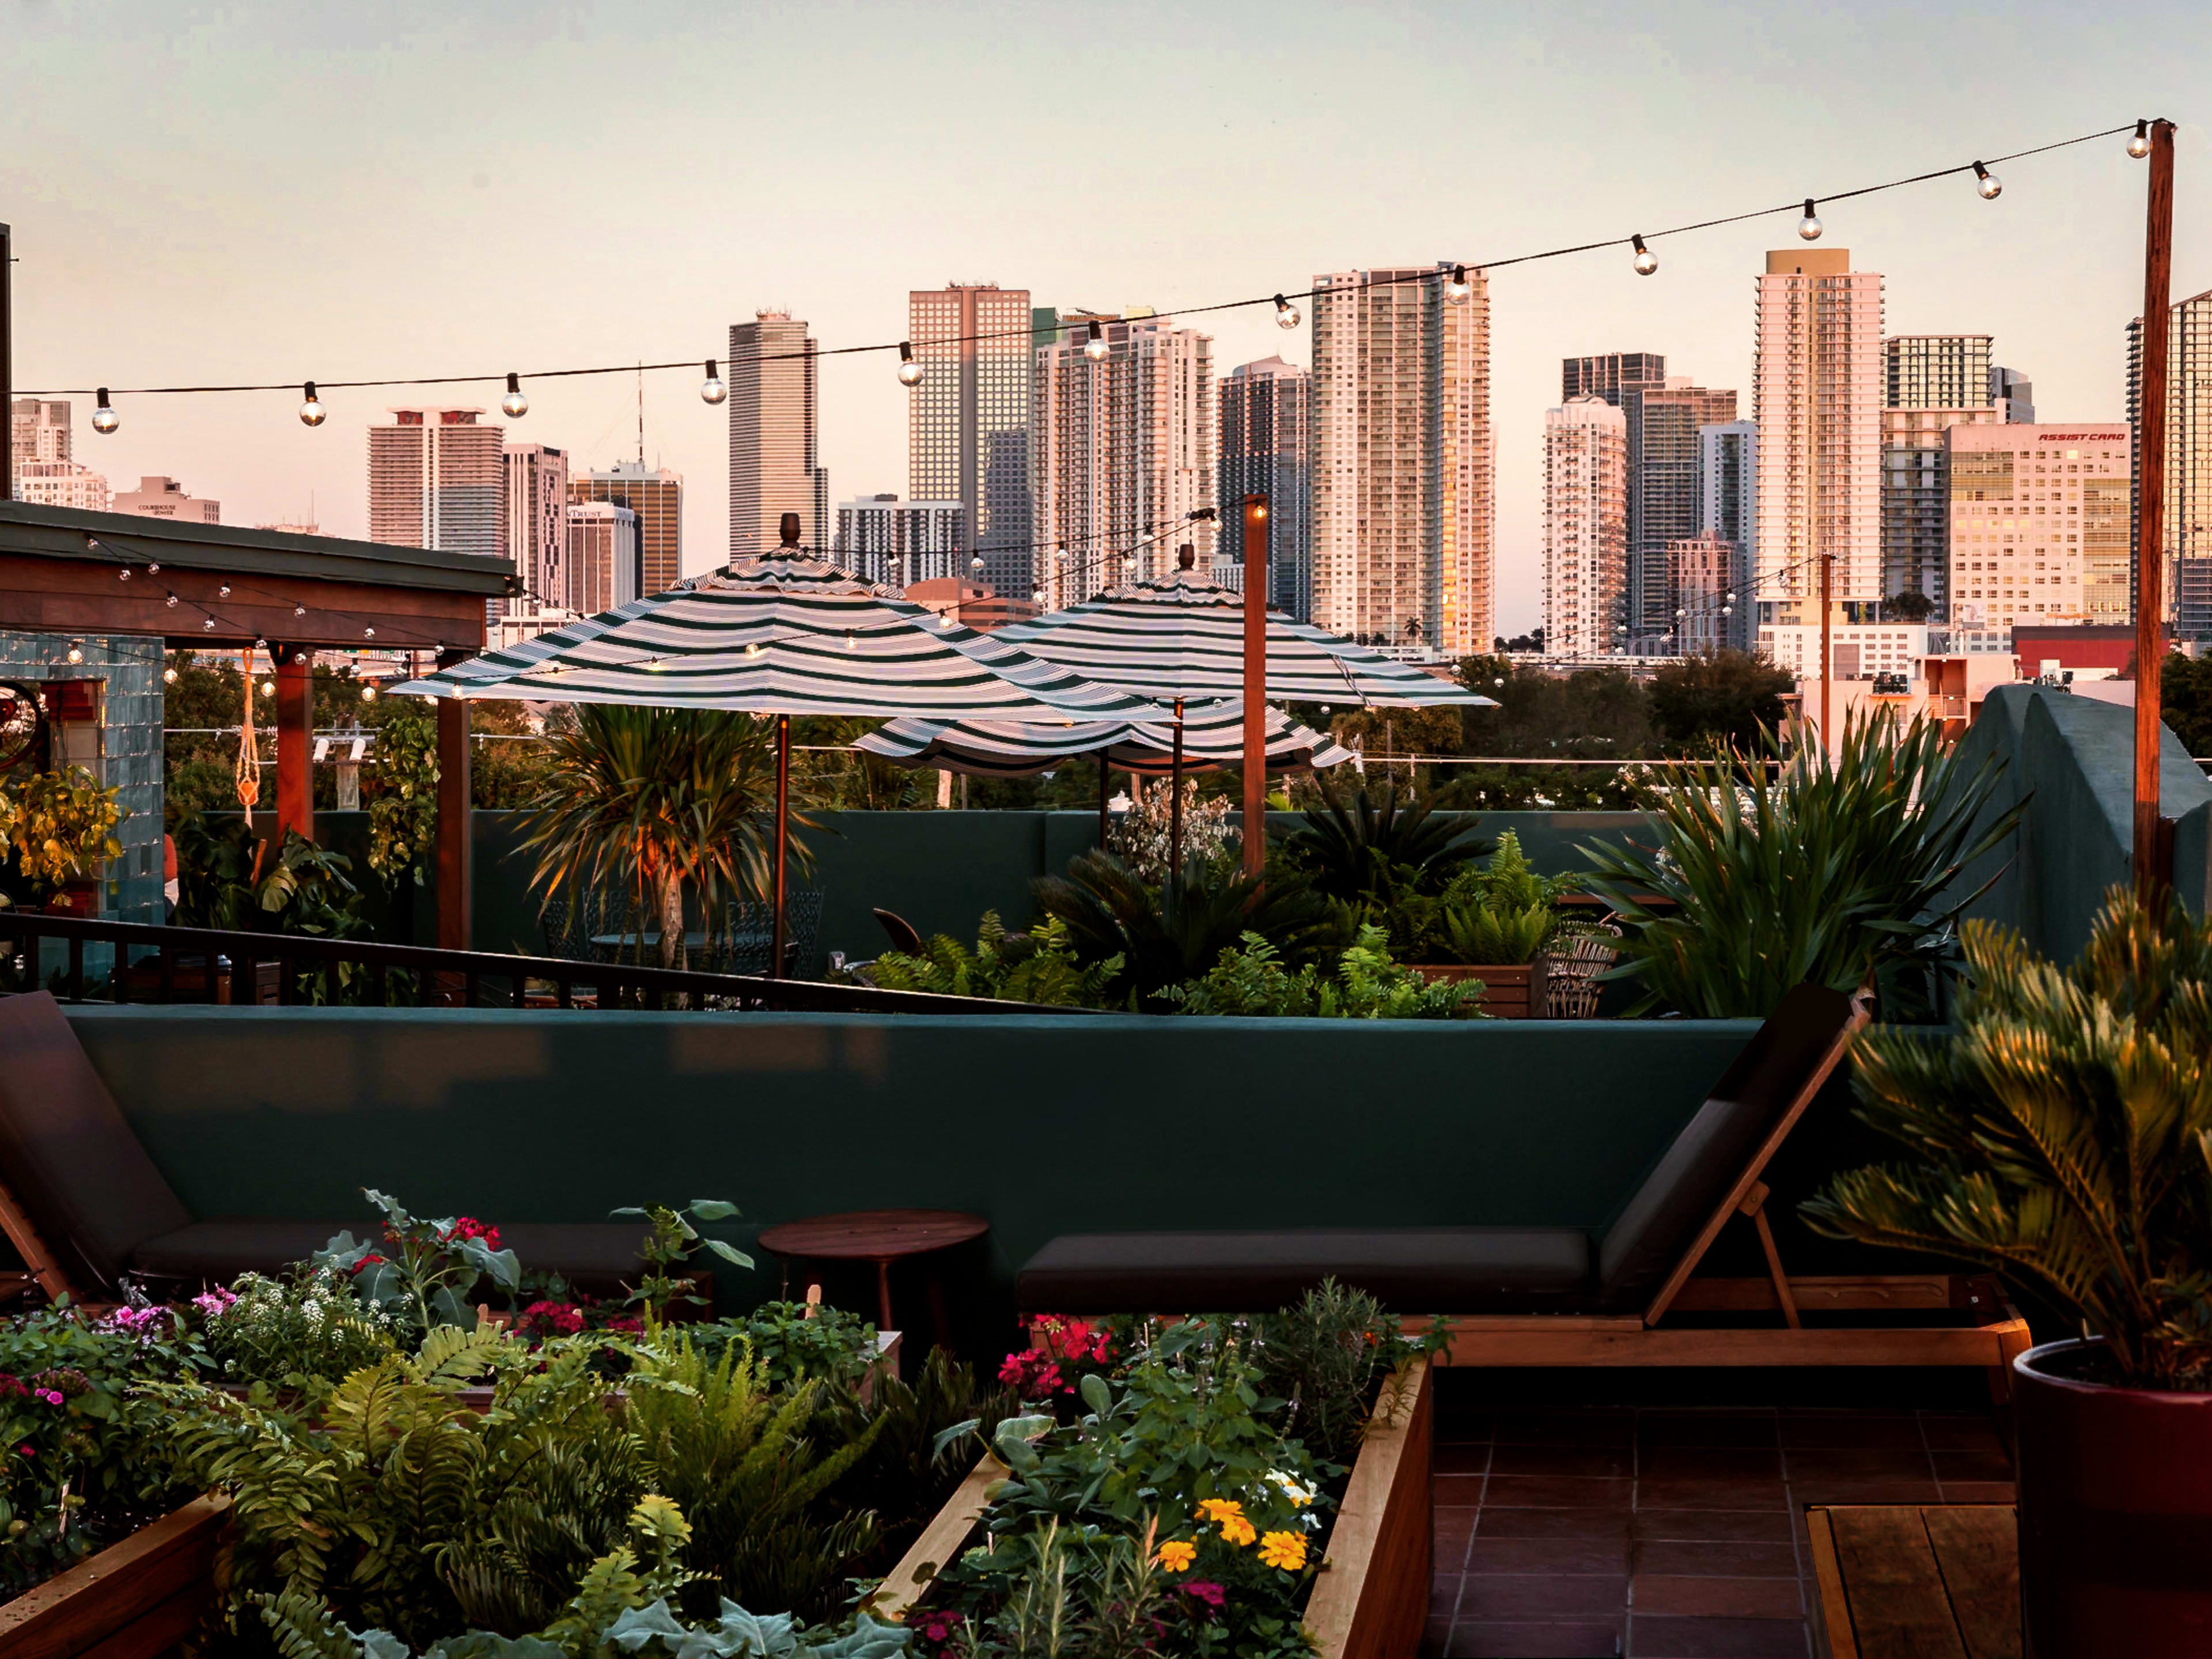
(856, 702, 1357, 779)
(993, 565, 1498, 710)
(392, 550, 1157, 722)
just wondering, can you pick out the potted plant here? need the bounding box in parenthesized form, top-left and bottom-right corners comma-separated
(1412, 831, 1575, 1017)
(1802, 888, 2212, 1657)
(0, 765, 123, 916)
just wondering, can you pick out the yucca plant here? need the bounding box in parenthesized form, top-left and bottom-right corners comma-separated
(1802, 890, 2212, 1390)
(1270, 779, 1487, 912)
(1581, 709, 2020, 1018)
(515, 706, 805, 970)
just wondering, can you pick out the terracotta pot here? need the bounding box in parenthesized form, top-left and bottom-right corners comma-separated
(2014, 1338, 2212, 1657)
(1416, 959, 1548, 1018)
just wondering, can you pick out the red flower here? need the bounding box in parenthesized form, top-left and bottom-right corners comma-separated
(521, 1301, 585, 1336)
(349, 1252, 387, 1275)
(445, 1217, 502, 1250)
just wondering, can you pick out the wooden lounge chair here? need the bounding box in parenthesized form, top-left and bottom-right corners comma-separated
(0, 991, 681, 1306)
(1016, 983, 2032, 1398)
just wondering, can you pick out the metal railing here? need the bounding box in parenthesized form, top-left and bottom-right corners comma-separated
(0, 910, 1084, 1017)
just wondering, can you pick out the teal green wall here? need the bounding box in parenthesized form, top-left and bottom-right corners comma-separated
(63, 1005, 1759, 1342)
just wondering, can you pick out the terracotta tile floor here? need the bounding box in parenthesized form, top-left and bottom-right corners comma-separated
(1421, 1370, 2016, 1658)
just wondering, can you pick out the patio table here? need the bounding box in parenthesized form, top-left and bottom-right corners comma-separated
(757, 1209, 990, 1342)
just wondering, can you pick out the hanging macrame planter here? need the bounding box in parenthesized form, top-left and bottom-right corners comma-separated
(233, 645, 263, 810)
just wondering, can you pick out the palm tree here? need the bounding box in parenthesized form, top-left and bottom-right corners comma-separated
(515, 706, 800, 970)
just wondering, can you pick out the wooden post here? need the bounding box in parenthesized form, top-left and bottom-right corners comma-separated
(434, 649, 472, 952)
(1818, 546, 1833, 754)
(0, 222, 12, 502)
(1169, 697, 1185, 880)
(770, 712, 791, 979)
(1095, 748, 1111, 850)
(1241, 494, 1268, 879)
(273, 646, 315, 846)
(2136, 119, 2177, 903)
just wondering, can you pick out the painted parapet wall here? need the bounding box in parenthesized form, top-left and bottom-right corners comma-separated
(1953, 685, 2212, 964)
(65, 1003, 1755, 1345)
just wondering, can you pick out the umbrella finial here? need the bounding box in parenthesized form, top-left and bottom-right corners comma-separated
(778, 512, 802, 548)
(1177, 543, 1196, 570)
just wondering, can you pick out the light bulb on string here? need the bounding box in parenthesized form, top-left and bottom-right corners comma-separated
(260, 679, 275, 698)
(165, 594, 178, 608)
(971, 555, 986, 577)
(1972, 161, 2002, 199)
(218, 584, 232, 598)
(147, 561, 159, 574)
(117, 566, 130, 581)
(66, 641, 85, 665)
(163, 666, 178, 685)
(897, 343, 924, 387)
(700, 359, 726, 405)
(202, 618, 216, 632)
(1083, 320, 1108, 362)
(1444, 264, 1472, 305)
(363, 627, 376, 639)
(293, 604, 306, 618)
(1631, 235, 1658, 276)
(1272, 294, 1300, 329)
(2129, 120, 2152, 159)
(92, 389, 118, 434)
(361, 681, 377, 702)
(299, 381, 326, 427)
(501, 373, 529, 419)
(1797, 199, 1823, 240)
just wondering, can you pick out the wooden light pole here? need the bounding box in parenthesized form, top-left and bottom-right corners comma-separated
(1, 222, 12, 502)
(1241, 494, 1268, 879)
(2135, 119, 2178, 902)
(1818, 547, 1833, 752)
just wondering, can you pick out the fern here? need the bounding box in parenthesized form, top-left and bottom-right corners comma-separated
(868, 911, 1122, 1008)
(1168, 926, 1484, 1020)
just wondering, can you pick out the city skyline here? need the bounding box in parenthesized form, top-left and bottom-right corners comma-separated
(6, 3, 2208, 635)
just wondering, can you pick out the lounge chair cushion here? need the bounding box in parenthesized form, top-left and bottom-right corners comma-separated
(1592, 982, 1855, 1305)
(130, 1219, 660, 1290)
(0, 992, 194, 1295)
(1017, 1226, 1593, 1314)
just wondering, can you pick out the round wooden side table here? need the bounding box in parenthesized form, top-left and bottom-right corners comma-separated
(756, 1209, 989, 1340)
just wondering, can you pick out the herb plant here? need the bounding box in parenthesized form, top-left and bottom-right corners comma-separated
(313, 1189, 522, 1335)
(1165, 926, 1485, 1020)
(610, 1199, 755, 1323)
(866, 913, 1123, 1008)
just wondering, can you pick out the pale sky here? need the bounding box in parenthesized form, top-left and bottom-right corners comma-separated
(7, 0, 2210, 634)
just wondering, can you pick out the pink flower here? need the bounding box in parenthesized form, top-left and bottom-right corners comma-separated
(1180, 1580, 1226, 1609)
(192, 1289, 238, 1317)
(34, 1390, 61, 1407)
(16, 1445, 32, 1458)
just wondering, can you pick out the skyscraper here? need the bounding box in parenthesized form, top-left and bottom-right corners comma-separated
(729, 309, 828, 559)
(2127, 289, 2212, 633)
(1698, 421, 1756, 650)
(1217, 357, 1313, 619)
(502, 443, 568, 621)
(1947, 423, 2131, 650)
(115, 475, 221, 525)
(1032, 315, 1214, 609)
(836, 495, 965, 591)
(565, 502, 640, 615)
(1670, 532, 1738, 655)
(1990, 366, 2036, 422)
(1624, 379, 1737, 640)
(1753, 248, 1884, 606)
(908, 284, 1034, 598)
(10, 398, 73, 471)
(570, 463, 683, 594)
(1562, 354, 1666, 404)
(369, 410, 503, 568)
(1311, 264, 1493, 656)
(1881, 336, 2001, 609)
(1884, 335, 1991, 410)
(1542, 396, 1628, 659)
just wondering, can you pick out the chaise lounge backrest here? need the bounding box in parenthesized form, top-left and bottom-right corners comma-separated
(1594, 981, 1861, 1308)
(0, 992, 194, 1298)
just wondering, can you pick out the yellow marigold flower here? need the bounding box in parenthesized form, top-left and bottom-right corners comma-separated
(1258, 1530, 1308, 1571)
(1195, 1498, 1245, 1523)
(1218, 1514, 1257, 1548)
(1155, 1539, 1196, 1573)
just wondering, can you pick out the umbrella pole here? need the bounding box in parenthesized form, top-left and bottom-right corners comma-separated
(771, 713, 790, 980)
(1241, 493, 1268, 880)
(1169, 697, 1185, 880)
(1096, 748, 1111, 851)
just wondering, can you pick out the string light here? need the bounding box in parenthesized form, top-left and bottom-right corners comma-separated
(117, 566, 130, 581)
(165, 593, 179, 608)
(1797, 199, 1823, 240)
(1972, 161, 2002, 200)
(1083, 320, 1108, 362)
(363, 627, 376, 639)
(1631, 235, 1657, 276)
(66, 641, 85, 665)
(147, 560, 160, 574)
(2129, 120, 2152, 159)
(218, 584, 232, 598)
(259, 679, 275, 697)
(700, 359, 726, 405)
(293, 604, 306, 617)
(203, 618, 216, 632)
(163, 666, 178, 685)
(361, 681, 377, 702)
(971, 555, 986, 576)
(1272, 294, 1300, 329)
(897, 343, 923, 387)
(92, 389, 118, 434)
(1444, 265, 1472, 305)
(501, 372, 528, 419)
(298, 381, 326, 427)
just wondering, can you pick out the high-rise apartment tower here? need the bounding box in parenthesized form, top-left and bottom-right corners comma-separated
(1881, 336, 2001, 609)
(1217, 357, 1313, 619)
(1562, 354, 1666, 405)
(908, 285, 1033, 597)
(729, 310, 828, 560)
(2127, 288, 2212, 634)
(836, 495, 965, 592)
(1947, 423, 2131, 650)
(571, 462, 683, 596)
(1624, 379, 1737, 639)
(1311, 264, 1493, 655)
(502, 444, 568, 623)
(1697, 421, 1756, 650)
(1541, 396, 1628, 659)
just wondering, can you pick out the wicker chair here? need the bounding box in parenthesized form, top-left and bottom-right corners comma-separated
(1542, 922, 1623, 1019)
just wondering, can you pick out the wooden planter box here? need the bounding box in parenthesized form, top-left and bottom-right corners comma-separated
(874, 1357, 1433, 1659)
(0, 1493, 231, 1659)
(1419, 960, 1547, 1018)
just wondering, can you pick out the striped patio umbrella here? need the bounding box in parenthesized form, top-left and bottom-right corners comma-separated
(995, 555, 1499, 711)
(394, 517, 1157, 974)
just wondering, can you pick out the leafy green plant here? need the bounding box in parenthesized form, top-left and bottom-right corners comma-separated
(1033, 849, 1345, 1008)
(1804, 889, 2212, 1390)
(1581, 709, 2022, 1018)
(1165, 925, 1486, 1020)
(0, 765, 124, 897)
(683, 1302, 879, 1392)
(365, 701, 440, 889)
(516, 706, 802, 971)
(1270, 779, 1486, 914)
(194, 1267, 403, 1387)
(1252, 1280, 1434, 1468)
(313, 1189, 522, 1335)
(865, 912, 1123, 1007)
(176, 813, 372, 941)
(1425, 830, 1579, 965)
(1107, 779, 1237, 884)
(609, 1200, 755, 1324)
